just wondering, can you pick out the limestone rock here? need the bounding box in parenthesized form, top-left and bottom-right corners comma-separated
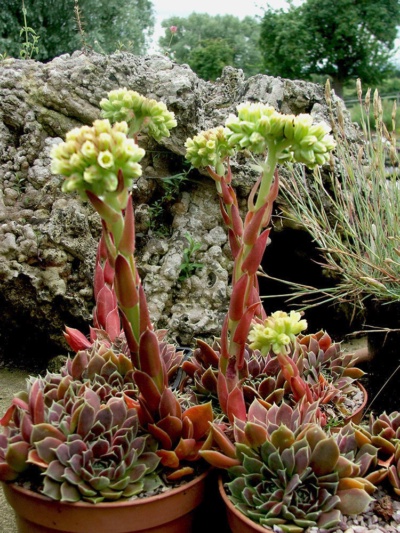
(0, 52, 351, 367)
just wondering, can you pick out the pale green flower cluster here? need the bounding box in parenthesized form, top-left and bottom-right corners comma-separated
(284, 113, 336, 167)
(225, 103, 291, 154)
(248, 310, 308, 356)
(51, 119, 145, 198)
(100, 89, 177, 141)
(225, 102, 335, 168)
(184, 126, 234, 174)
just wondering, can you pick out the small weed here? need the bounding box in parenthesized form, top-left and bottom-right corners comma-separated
(179, 233, 204, 281)
(147, 170, 189, 236)
(0, 52, 9, 61)
(19, 0, 39, 60)
(12, 173, 27, 195)
(114, 41, 135, 53)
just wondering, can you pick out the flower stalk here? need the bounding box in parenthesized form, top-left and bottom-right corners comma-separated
(185, 103, 335, 421)
(51, 90, 177, 365)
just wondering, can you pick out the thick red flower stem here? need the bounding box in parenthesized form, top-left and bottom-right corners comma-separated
(86, 187, 154, 368)
(206, 161, 279, 371)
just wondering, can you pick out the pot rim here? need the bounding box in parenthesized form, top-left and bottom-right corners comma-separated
(345, 381, 368, 425)
(3, 468, 209, 510)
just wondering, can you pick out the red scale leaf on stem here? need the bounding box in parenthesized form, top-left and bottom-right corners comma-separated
(241, 228, 271, 275)
(119, 195, 136, 256)
(114, 255, 139, 308)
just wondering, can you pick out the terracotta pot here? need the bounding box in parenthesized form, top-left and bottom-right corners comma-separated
(2, 470, 208, 533)
(329, 382, 368, 433)
(218, 475, 271, 533)
(344, 382, 368, 425)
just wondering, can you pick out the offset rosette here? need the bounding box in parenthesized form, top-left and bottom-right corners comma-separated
(100, 88, 177, 141)
(51, 119, 145, 200)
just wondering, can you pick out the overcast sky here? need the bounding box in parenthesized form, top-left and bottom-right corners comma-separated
(151, 0, 269, 20)
(149, 0, 292, 51)
(149, 0, 399, 64)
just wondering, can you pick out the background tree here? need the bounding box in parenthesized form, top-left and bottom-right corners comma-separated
(0, 0, 154, 61)
(159, 13, 264, 80)
(259, 0, 400, 96)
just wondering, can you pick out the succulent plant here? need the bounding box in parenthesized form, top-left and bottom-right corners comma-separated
(182, 327, 365, 427)
(201, 401, 378, 532)
(0, 377, 162, 503)
(34, 392, 161, 503)
(388, 441, 400, 496)
(59, 335, 209, 480)
(185, 103, 336, 425)
(126, 329, 214, 480)
(362, 410, 400, 457)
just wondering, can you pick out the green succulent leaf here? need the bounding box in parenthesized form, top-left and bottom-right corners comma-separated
(235, 443, 259, 463)
(99, 489, 123, 500)
(271, 426, 295, 451)
(30, 423, 66, 444)
(60, 481, 82, 503)
(242, 487, 256, 506)
(267, 449, 284, 472)
(126, 463, 147, 483)
(281, 446, 296, 475)
(42, 477, 62, 500)
(109, 477, 131, 491)
(279, 525, 304, 533)
(260, 440, 276, 463)
(76, 483, 98, 498)
(5, 441, 29, 473)
(317, 509, 342, 529)
(309, 437, 339, 476)
(88, 475, 111, 491)
(293, 446, 309, 475)
(137, 451, 160, 474)
(227, 477, 246, 500)
(243, 455, 264, 474)
(142, 473, 164, 493)
(45, 460, 65, 482)
(336, 488, 373, 515)
(122, 481, 145, 498)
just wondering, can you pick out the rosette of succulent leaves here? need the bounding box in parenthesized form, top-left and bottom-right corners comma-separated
(182, 314, 364, 427)
(201, 400, 386, 533)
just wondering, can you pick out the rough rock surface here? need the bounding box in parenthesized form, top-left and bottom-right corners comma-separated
(0, 51, 351, 368)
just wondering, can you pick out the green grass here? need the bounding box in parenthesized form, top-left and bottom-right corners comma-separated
(275, 80, 400, 313)
(349, 97, 400, 135)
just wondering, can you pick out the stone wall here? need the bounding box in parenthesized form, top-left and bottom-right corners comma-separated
(0, 51, 352, 368)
